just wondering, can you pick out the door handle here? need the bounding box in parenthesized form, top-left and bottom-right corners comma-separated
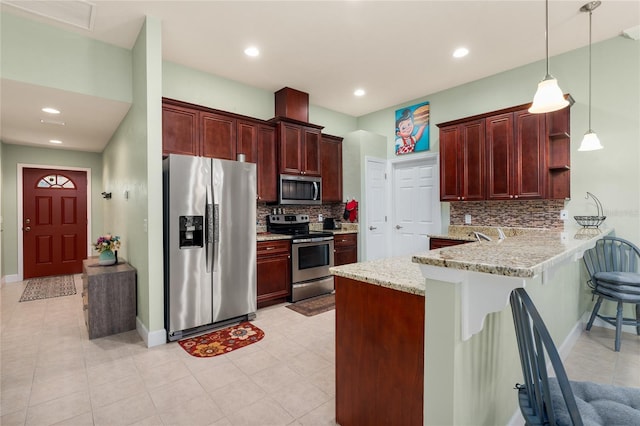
(396, 225, 403, 230)
(369, 226, 377, 230)
(24, 226, 31, 232)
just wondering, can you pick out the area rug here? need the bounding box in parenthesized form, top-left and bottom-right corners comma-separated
(19, 275, 77, 302)
(286, 293, 335, 317)
(178, 322, 265, 358)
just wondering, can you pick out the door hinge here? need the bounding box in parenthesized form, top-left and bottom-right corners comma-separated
(385, 216, 387, 222)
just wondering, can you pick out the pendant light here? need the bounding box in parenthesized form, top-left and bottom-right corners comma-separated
(578, 1, 604, 151)
(529, 0, 570, 114)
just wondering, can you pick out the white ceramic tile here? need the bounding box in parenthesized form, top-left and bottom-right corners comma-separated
(25, 391, 91, 426)
(224, 397, 294, 425)
(208, 376, 267, 418)
(29, 369, 88, 407)
(158, 394, 225, 426)
(270, 380, 331, 419)
(92, 393, 157, 426)
(89, 375, 147, 408)
(148, 375, 208, 412)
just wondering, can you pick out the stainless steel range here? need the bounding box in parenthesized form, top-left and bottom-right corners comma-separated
(267, 214, 334, 302)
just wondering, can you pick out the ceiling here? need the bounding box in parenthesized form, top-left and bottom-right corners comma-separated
(1, 1, 639, 153)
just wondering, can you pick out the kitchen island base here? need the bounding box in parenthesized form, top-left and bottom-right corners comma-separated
(335, 276, 424, 426)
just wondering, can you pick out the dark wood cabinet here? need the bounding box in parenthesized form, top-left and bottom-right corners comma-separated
(82, 259, 136, 340)
(438, 99, 572, 201)
(321, 134, 343, 202)
(201, 111, 236, 160)
(334, 233, 357, 266)
(237, 119, 258, 162)
(429, 237, 470, 250)
(486, 111, 545, 200)
(257, 125, 278, 202)
(276, 121, 322, 176)
(257, 239, 291, 308)
(439, 119, 485, 201)
(162, 103, 199, 156)
(546, 107, 571, 199)
(336, 276, 424, 426)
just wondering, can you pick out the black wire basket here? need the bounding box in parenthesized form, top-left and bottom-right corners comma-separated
(574, 192, 606, 228)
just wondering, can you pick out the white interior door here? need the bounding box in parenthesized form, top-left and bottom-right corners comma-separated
(391, 155, 440, 256)
(365, 157, 388, 261)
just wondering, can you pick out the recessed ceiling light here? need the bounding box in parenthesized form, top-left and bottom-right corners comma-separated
(41, 119, 66, 126)
(42, 107, 60, 114)
(49, 139, 63, 144)
(354, 89, 366, 97)
(453, 47, 469, 58)
(244, 46, 260, 57)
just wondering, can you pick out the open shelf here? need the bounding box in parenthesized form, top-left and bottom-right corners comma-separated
(549, 132, 571, 140)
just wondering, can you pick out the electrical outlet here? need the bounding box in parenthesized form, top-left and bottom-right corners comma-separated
(465, 214, 472, 224)
(560, 210, 569, 220)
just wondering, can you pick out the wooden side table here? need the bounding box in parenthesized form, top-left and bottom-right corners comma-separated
(82, 258, 137, 339)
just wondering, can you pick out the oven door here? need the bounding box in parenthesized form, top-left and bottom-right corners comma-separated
(291, 238, 334, 283)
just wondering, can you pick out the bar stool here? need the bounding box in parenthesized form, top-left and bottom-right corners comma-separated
(582, 236, 640, 351)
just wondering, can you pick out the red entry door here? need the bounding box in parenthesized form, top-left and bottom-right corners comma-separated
(23, 168, 88, 278)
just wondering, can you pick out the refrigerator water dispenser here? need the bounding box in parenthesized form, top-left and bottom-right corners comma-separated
(179, 216, 203, 248)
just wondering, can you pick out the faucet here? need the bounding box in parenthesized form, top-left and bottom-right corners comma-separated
(473, 231, 492, 242)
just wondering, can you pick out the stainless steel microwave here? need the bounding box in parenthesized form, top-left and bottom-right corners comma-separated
(279, 174, 322, 205)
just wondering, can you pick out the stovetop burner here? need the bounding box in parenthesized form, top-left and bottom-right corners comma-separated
(266, 214, 334, 239)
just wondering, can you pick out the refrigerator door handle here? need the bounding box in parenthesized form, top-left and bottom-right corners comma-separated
(206, 184, 214, 273)
(213, 203, 220, 272)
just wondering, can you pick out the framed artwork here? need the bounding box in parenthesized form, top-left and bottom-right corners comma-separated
(395, 101, 430, 155)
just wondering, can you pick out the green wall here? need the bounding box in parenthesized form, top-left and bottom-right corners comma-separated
(357, 36, 640, 247)
(101, 16, 164, 340)
(0, 143, 103, 277)
(1, 12, 131, 102)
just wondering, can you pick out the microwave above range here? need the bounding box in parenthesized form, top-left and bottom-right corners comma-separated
(279, 174, 322, 205)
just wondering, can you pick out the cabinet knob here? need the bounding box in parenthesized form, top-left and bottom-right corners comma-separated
(457, 197, 461, 200)
(514, 195, 519, 199)
(510, 195, 514, 199)
(461, 197, 465, 200)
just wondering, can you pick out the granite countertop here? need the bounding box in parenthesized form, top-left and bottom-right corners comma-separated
(330, 256, 425, 296)
(415, 226, 612, 278)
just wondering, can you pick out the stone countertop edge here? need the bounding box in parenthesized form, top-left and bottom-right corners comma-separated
(330, 256, 425, 296)
(257, 228, 359, 242)
(414, 226, 613, 278)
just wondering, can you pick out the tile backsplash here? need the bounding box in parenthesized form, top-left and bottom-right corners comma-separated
(257, 202, 351, 225)
(450, 199, 565, 229)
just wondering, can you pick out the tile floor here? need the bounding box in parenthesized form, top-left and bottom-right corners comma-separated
(1, 275, 638, 426)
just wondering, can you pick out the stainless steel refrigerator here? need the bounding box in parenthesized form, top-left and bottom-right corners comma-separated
(163, 154, 256, 341)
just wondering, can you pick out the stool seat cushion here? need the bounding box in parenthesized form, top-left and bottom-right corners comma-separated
(549, 378, 640, 426)
(593, 272, 640, 302)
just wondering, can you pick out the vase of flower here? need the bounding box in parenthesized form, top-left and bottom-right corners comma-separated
(98, 249, 116, 266)
(94, 234, 121, 266)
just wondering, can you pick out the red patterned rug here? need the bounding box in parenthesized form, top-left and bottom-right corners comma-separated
(178, 322, 265, 358)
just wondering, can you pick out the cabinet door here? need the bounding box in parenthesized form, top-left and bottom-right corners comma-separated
(162, 104, 199, 156)
(546, 108, 571, 199)
(513, 110, 545, 199)
(486, 113, 513, 200)
(201, 112, 236, 160)
(237, 120, 258, 163)
(257, 240, 291, 308)
(279, 122, 303, 174)
(257, 125, 278, 202)
(460, 120, 485, 201)
(302, 127, 321, 176)
(321, 135, 343, 202)
(334, 234, 357, 266)
(439, 125, 461, 201)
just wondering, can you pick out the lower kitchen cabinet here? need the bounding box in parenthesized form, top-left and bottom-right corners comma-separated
(334, 233, 357, 266)
(429, 237, 471, 250)
(257, 239, 291, 308)
(82, 259, 136, 339)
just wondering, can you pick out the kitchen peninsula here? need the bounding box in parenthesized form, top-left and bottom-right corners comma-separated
(331, 226, 611, 426)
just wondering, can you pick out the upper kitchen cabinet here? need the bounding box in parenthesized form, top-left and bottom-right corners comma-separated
(276, 120, 323, 176)
(201, 111, 236, 160)
(438, 98, 572, 201)
(486, 110, 545, 200)
(256, 124, 278, 202)
(321, 134, 343, 202)
(439, 119, 485, 202)
(162, 102, 199, 156)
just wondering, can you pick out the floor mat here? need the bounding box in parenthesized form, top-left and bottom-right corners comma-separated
(19, 275, 77, 302)
(178, 322, 265, 358)
(286, 293, 335, 317)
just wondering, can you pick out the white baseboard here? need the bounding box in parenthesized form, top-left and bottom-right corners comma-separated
(1, 274, 20, 288)
(581, 309, 637, 334)
(136, 317, 167, 348)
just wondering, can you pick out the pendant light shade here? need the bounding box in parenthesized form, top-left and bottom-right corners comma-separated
(578, 1, 603, 151)
(529, 0, 569, 114)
